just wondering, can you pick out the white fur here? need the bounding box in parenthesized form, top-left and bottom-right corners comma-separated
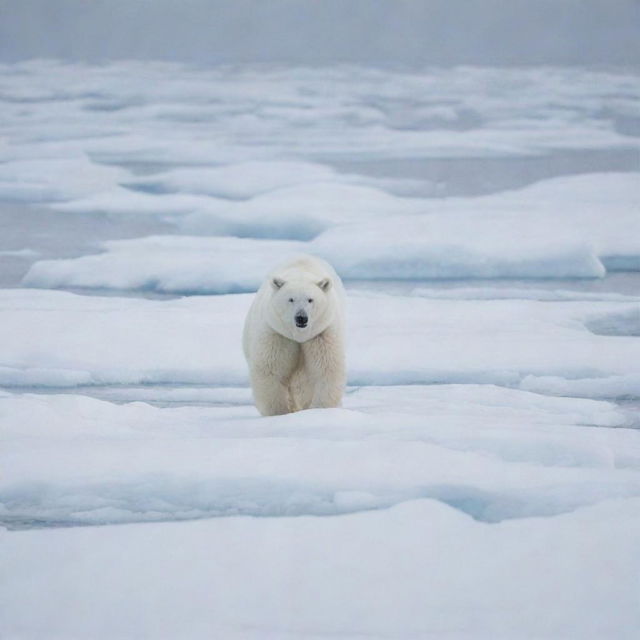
(243, 255, 346, 416)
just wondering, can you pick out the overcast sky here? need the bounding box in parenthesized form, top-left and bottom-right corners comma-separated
(1, 0, 638, 67)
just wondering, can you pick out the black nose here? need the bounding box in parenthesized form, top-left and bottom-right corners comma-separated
(295, 312, 308, 328)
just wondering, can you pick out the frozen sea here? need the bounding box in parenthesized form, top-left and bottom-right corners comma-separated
(1, 60, 640, 639)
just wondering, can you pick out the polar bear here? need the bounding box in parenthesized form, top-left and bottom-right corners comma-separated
(243, 255, 346, 416)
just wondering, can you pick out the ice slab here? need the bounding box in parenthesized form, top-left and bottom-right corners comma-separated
(26, 173, 639, 285)
(410, 285, 640, 302)
(2, 498, 639, 639)
(1, 384, 639, 638)
(124, 161, 340, 199)
(521, 374, 640, 400)
(317, 227, 605, 279)
(314, 172, 640, 278)
(1, 62, 638, 179)
(176, 181, 422, 239)
(24, 236, 305, 294)
(1, 289, 638, 395)
(82, 384, 254, 407)
(0, 158, 128, 203)
(0, 385, 637, 528)
(125, 160, 430, 200)
(51, 180, 423, 240)
(48, 187, 215, 217)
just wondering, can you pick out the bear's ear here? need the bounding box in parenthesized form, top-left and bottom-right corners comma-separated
(272, 277, 285, 290)
(317, 277, 331, 292)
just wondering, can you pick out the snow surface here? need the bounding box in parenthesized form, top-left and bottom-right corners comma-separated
(24, 236, 306, 294)
(125, 161, 360, 198)
(22, 172, 639, 290)
(2, 58, 640, 639)
(1, 289, 639, 395)
(410, 286, 640, 302)
(2, 383, 640, 637)
(1, 62, 638, 203)
(0, 157, 129, 203)
(3, 499, 639, 639)
(315, 173, 640, 278)
(51, 180, 417, 240)
(2, 385, 636, 525)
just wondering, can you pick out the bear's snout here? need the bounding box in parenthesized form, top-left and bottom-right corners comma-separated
(295, 311, 308, 328)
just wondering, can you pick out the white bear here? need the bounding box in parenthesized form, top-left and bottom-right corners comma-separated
(243, 254, 346, 416)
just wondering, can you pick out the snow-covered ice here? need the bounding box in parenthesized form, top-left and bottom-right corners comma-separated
(1, 57, 640, 640)
(0, 384, 637, 527)
(0, 157, 129, 203)
(2, 383, 640, 636)
(3, 499, 639, 639)
(410, 285, 640, 302)
(22, 172, 639, 291)
(2, 63, 638, 172)
(52, 180, 417, 240)
(1, 289, 639, 394)
(24, 236, 306, 294)
(124, 161, 353, 198)
(315, 173, 640, 277)
(1, 62, 638, 225)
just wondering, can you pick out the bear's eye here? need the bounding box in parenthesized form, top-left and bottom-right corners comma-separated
(288, 298, 294, 303)
(308, 298, 314, 303)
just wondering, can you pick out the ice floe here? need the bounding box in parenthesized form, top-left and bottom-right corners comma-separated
(1, 289, 638, 396)
(2, 62, 638, 174)
(0, 384, 637, 529)
(2, 498, 639, 639)
(1, 62, 639, 226)
(23, 172, 639, 288)
(410, 286, 640, 302)
(314, 172, 640, 278)
(50, 178, 423, 239)
(0, 157, 128, 203)
(124, 161, 342, 199)
(1, 57, 639, 640)
(24, 236, 305, 294)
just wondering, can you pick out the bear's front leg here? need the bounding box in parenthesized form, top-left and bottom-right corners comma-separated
(250, 369, 291, 416)
(302, 327, 346, 409)
(250, 330, 300, 416)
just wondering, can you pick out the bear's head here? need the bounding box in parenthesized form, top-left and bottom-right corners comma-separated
(266, 275, 334, 342)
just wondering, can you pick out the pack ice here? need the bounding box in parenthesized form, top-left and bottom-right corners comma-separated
(1, 59, 640, 640)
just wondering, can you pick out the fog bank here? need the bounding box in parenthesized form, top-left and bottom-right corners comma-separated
(1, 0, 638, 67)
